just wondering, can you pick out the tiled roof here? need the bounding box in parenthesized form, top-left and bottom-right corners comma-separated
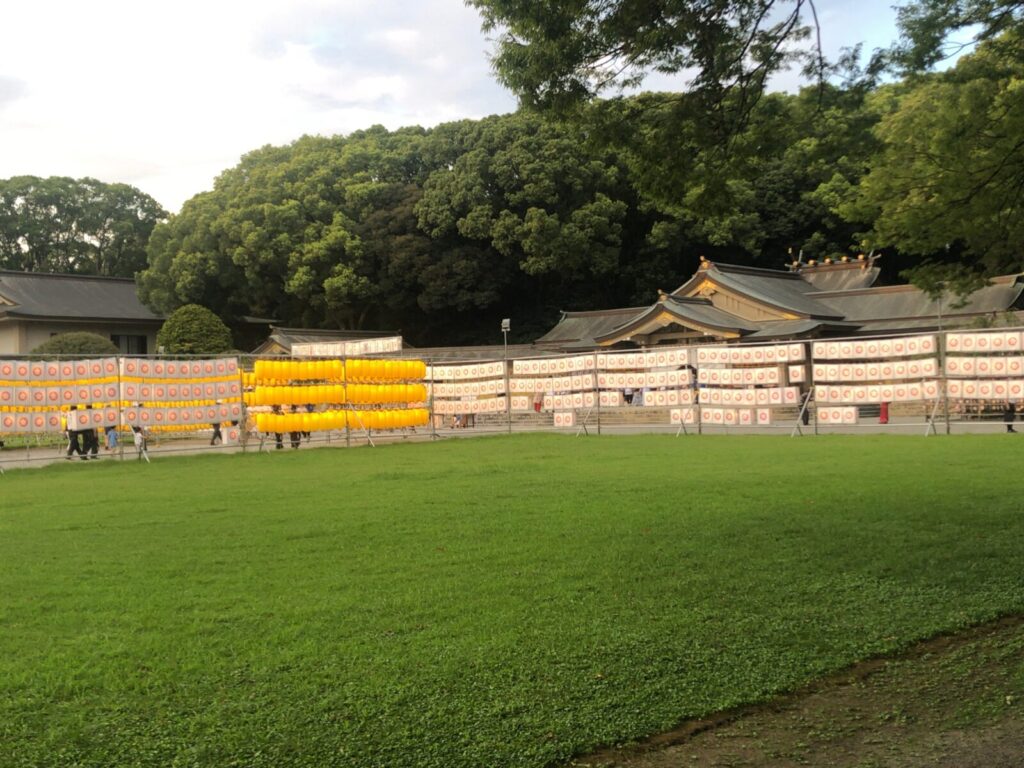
(699, 264, 844, 319)
(817, 278, 1024, 321)
(0, 270, 162, 322)
(593, 297, 762, 343)
(252, 326, 399, 354)
(535, 307, 647, 346)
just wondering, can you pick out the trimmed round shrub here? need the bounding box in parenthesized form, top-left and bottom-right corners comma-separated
(157, 304, 233, 355)
(31, 332, 119, 356)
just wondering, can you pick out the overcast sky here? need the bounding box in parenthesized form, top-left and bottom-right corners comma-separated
(0, 1, 906, 214)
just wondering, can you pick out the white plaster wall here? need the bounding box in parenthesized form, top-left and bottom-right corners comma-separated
(12, 322, 160, 355)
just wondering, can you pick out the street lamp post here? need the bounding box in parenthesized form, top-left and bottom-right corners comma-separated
(501, 319, 511, 434)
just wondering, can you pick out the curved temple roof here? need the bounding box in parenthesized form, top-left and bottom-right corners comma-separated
(536, 259, 1024, 349)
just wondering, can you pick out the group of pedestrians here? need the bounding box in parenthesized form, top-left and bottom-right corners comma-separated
(268, 404, 310, 449)
(64, 406, 120, 460)
(65, 406, 100, 461)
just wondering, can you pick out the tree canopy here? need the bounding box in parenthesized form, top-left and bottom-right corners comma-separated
(156, 304, 234, 356)
(128, 2, 1024, 344)
(841, 31, 1024, 273)
(464, 0, 818, 119)
(0, 176, 167, 277)
(30, 332, 120, 357)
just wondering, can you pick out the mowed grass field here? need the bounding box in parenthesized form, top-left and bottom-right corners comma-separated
(2, 434, 1023, 768)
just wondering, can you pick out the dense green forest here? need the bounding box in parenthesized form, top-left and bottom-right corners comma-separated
(2, 2, 1021, 346)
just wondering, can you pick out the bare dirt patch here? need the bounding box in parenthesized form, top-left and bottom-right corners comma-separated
(569, 616, 1024, 768)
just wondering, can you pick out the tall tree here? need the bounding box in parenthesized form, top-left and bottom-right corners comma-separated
(840, 31, 1024, 273)
(465, 0, 818, 127)
(0, 176, 166, 276)
(893, 0, 1023, 71)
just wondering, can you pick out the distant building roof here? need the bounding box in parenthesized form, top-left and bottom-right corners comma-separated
(817, 276, 1024, 322)
(673, 262, 844, 319)
(536, 257, 1024, 349)
(0, 270, 163, 323)
(535, 307, 646, 348)
(252, 326, 400, 355)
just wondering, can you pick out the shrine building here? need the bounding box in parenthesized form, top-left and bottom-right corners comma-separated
(536, 256, 1024, 351)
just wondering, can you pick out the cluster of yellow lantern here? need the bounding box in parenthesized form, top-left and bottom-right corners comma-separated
(346, 359, 426, 381)
(353, 408, 429, 430)
(244, 384, 427, 407)
(253, 359, 345, 382)
(251, 358, 427, 383)
(254, 408, 428, 433)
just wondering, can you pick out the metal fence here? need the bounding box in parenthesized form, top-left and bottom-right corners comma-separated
(3, 327, 1024, 471)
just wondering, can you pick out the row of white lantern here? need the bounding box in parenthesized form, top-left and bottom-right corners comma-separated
(0, 357, 240, 384)
(552, 411, 576, 428)
(430, 378, 507, 398)
(670, 408, 698, 425)
(948, 379, 1024, 400)
(814, 381, 942, 404)
(697, 343, 805, 365)
(817, 407, 860, 424)
(432, 397, 508, 415)
(541, 389, 694, 411)
(0, 379, 243, 408)
(121, 358, 239, 379)
(947, 331, 1023, 352)
(0, 357, 118, 382)
(508, 347, 694, 378)
(427, 361, 507, 381)
(945, 357, 1024, 377)
(698, 366, 784, 387)
(596, 370, 692, 389)
(812, 359, 940, 382)
(813, 335, 937, 360)
(508, 374, 594, 393)
(700, 386, 801, 407)
(699, 407, 776, 426)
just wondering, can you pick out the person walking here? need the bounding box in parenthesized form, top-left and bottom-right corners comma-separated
(270, 404, 284, 450)
(83, 426, 100, 459)
(65, 406, 84, 460)
(289, 405, 302, 449)
(1004, 401, 1017, 433)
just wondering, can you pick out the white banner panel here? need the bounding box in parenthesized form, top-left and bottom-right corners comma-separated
(430, 378, 507, 397)
(292, 337, 403, 357)
(697, 343, 804, 365)
(427, 361, 505, 380)
(669, 407, 697, 424)
(813, 335, 936, 360)
(508, 373, 597, 393)
(552, 411, 576, 427)
(596, 370, 691, 389)
(947, 331, 1023, 352)
(595, 348, 690, 370)
(817, 406, 858, 424)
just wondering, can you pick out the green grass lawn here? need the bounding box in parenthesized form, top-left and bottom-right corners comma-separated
(2, 434, 1023, 767)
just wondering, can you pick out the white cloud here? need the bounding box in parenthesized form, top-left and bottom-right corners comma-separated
(0, 0, 909, 214)
(0, 0, 516, 212)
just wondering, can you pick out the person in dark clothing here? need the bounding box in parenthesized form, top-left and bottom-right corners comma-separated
(210, 422, 223, 445)
(81, 406, 100, 459)
(1004, 401, 1017, 433)
(83, 427, 100, 459)
(66, 406, 84, 460)
(800, 390, 811, 426)
(289, 405, 302, 449)
(271, 404, 284, 449)
(303, 403, 314, 442)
